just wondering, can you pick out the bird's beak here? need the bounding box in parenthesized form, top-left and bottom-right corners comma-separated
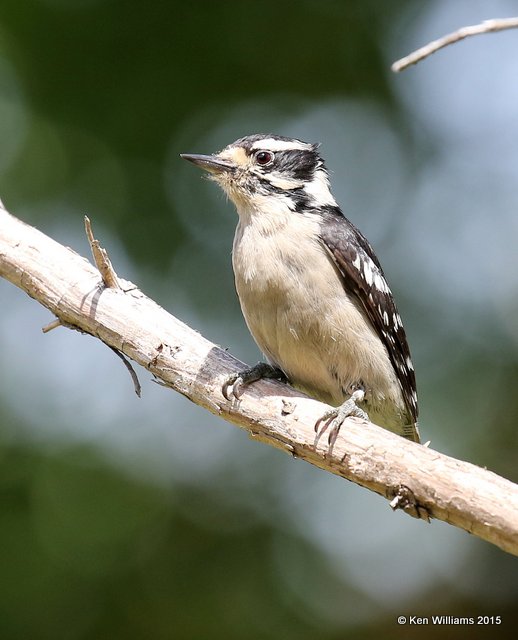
(180, 153, 235, 174)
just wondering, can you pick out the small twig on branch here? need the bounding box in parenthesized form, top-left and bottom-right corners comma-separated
(42, 318, 62, 333)
(84, 216, 141, 394)
(109, 346, 142, 397)
(84, 215, 120, 289)
(392, 17, 518, 72)
(1, 204, 518, 556)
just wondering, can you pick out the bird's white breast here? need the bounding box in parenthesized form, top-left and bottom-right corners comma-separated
(231, 205, 404, 426)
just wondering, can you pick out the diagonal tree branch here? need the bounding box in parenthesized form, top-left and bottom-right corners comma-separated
(392, 17, 518, 72)
(1, 199, 518, 556)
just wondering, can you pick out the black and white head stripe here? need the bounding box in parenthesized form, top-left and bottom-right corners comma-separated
(228, 134, 338, 209)
(249, 136, 314, 153)
(319, 211, 419, 424)
(232, 134, 315, 154)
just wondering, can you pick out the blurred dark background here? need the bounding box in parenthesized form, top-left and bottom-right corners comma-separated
(1, 0, 518, 638)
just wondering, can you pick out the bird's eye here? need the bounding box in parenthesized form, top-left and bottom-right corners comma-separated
(254, 150, 274, 166)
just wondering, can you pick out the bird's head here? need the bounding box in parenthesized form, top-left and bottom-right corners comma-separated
(181, 134, 337, 216)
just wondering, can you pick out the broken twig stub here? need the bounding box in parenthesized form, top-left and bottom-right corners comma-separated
(84, 216, 120, 289)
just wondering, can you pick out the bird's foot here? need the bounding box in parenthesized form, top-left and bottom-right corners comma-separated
(222, 362, 288, 401)
(315, 389, 369, 450)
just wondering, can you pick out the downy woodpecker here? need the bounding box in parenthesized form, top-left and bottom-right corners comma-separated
(181, 134, 420, 444)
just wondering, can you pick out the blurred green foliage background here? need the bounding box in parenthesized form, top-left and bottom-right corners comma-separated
(1, 0, 518, 638)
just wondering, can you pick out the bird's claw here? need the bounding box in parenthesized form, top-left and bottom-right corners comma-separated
(314, 389, 368, 449)
(222, 362, 288, 401)
(222, 373, 246, 401)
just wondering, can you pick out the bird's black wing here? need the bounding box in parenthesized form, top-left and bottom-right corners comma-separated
(319, 210, 419, 427)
